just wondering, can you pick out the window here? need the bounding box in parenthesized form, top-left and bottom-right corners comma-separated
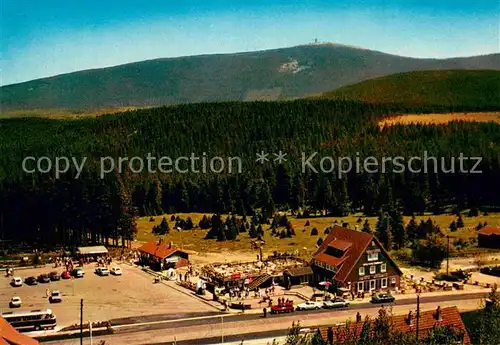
(367, 252, 378, 261)
(381, 278, 388, 288)
(358, 282, 363, 292)
(391, 277, 396, 284)
(370, 265, 376, 274)
(381, 263, 387, 273)
(370, 280, 376, 290)
(359, 267, 365, 276)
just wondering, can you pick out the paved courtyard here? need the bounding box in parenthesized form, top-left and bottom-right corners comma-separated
(0, 262, 217, 329)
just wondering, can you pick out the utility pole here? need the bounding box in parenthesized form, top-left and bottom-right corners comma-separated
(221, 315, 224, 343)
(416, 294, 420, 343)
(446, 235, 450, 275)
(80, 299, 83, 345)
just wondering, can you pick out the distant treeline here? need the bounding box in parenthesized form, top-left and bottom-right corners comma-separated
(0, 100, 499, 247)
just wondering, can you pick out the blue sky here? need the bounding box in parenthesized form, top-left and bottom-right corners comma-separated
(1, 0, 499, 86)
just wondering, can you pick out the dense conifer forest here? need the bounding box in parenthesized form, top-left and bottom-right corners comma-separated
(0, 99, 499, 247)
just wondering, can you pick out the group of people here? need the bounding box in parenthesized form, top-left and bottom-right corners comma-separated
(277, 297, 293, 306)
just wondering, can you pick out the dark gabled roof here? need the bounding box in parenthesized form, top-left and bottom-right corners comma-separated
(313, 226, 402, 283)
(478, 226, 500, 236)
(318, 306, 470, 344)
(138, 241, 187, 259)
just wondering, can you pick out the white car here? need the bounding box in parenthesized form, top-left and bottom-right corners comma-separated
(323, 298, 350, 309)
(10, 277, 22, 287)
(296, 301, 323, 311)
(9, 296, 22, 308)
(49, 290, 62, 303)
(95, 267, 110, 276)
(71, 268, 85, 278)
(110, 267, 122, 276)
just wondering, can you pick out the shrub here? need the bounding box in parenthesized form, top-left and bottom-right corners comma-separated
(324, 227, 330, 235)
(305, 220, 310, 226)
(149, 217, 155, 222)
(392, 248, 413, 263)
(311, 228, 318, 236)
(170, 215, 176, 221)
(316, 237, 324, 246)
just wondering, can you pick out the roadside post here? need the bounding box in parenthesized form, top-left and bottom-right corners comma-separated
(89, 320, 93, 345)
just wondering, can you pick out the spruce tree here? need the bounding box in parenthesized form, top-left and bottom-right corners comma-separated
(362, 219, 372, 233)
(375, 211, 393, 250)
(389, 208, 406, 249)
(449, 220, 457, 232)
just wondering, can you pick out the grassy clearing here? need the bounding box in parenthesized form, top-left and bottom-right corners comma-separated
(379, 112, 500, 128)
(0, 107, 143, 119)
(136, 212, 500, 259)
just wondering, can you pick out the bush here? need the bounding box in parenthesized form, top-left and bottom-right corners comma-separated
(305, 220, 310, 226)
(392, 248, 413, 262)
(324, 227, 330, 235)
(317, 237, 324, 246)
(481, 266, 500, 277)
(310, 228, 318, 236)
(170, 215, 176, 221)
(434, 273, 460, 282)
(149, 217, 155, 222)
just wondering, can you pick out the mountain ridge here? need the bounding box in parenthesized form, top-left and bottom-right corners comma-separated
(2, 44, 499, 112)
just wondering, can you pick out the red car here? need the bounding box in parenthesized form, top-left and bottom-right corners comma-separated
(270, 303, 294, 314)
(61, 271, 71, 279)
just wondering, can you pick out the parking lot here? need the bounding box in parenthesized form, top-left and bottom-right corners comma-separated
(0, 263, 217, 328)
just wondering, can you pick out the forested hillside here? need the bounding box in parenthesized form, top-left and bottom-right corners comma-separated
(1, 99, 499, 247)
(320, 70, 500, 107)
(2, 44, 499, 113)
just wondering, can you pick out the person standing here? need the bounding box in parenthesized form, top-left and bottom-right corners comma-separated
(263, 307, 267, 318)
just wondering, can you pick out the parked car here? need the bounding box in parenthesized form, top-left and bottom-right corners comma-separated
(9, 296, 22, 308)
(95, 267, 110, 276)
(25, 276, 38, 285)
(61, 271, 71, 279)
(37, 274, 50, 283)
(371, 293, 395, 304)
(296, 301, 323, 311)
(49, 271, 61, 281)
(10, 277, 23, 287)
(49, 290, 62, 303)
(71, 268, 85, 278)
(110, 267, 122, 276)
(323, 298, 350, 309)
(270, 304, 294, 314)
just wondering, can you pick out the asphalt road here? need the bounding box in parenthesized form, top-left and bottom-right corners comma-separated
(110, 291, 486, 334)
(41, 291, 486, 344)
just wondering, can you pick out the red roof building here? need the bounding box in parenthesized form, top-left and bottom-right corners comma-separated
(138, 239, 189, 270)
(0, 317, 40, 345)
(318, 306, 471, 344)
(311, 226, 402, 293)
(478, 226, 500, 248)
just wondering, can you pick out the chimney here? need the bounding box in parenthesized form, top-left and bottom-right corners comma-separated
(356, 312, 362, 323)
(169, 241, 173, 249)
(434, 306, 442, 321)
(406, 311, 413, 325)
